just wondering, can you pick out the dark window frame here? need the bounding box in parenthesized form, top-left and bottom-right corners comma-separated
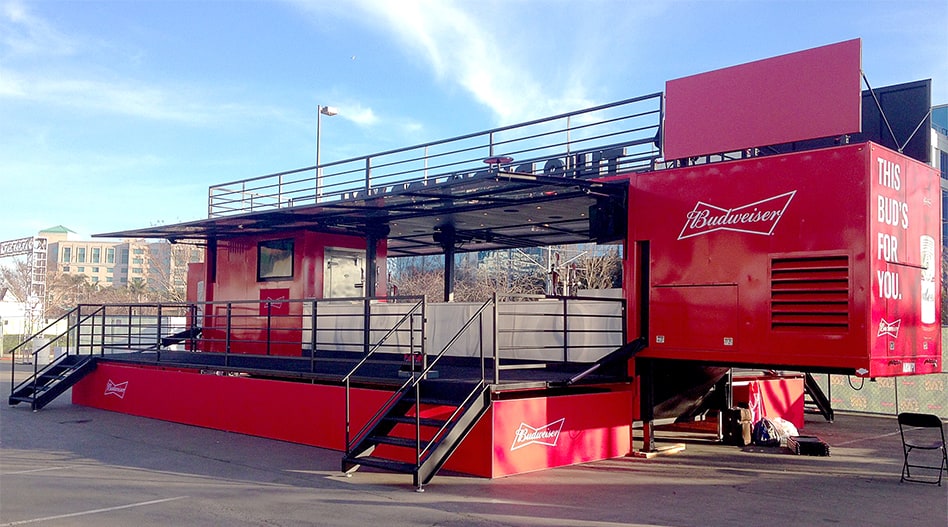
(257, 238, 295, 282)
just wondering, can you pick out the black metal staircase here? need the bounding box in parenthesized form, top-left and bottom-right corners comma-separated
(803, 372, 834, 422)
(342, 379, 491, 489)
(8, 354, 97, 411)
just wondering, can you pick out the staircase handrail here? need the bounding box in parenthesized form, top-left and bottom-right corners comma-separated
(343, 296, 427, 450)
(404, 297, 495, 466)
(5, 306, 80, 358)
(345, 296, 496, 459)
(339, 296, 426, 385)
(8, 305, 105, 399)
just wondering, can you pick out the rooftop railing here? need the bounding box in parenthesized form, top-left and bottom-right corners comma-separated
(207, 93, 663, 218)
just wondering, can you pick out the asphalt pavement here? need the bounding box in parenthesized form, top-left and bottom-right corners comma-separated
(1, 361, 945, 527)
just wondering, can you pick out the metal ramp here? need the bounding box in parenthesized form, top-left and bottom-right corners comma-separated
(8, 354, 97, 411)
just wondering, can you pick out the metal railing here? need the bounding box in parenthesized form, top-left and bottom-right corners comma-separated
(7, 305, 103, 400)
(208, 94, 663, 217)
(342, 292, 627, 473)
(496, 293, 627, 365)
(344, 294, 497, 466)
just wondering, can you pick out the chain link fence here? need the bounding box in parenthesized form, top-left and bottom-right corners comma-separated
(808, 329, 948, 419)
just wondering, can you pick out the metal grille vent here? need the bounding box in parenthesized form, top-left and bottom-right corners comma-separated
(771, 255, 849, 330)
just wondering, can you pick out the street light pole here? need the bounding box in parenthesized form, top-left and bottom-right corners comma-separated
(316, 105, 338, 201)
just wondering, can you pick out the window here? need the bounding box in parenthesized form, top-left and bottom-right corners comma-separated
(132, 257, 143, 264)
(62, 266, 70, 272)
(107, 267, 113, 274)
(257, 239, 294, 281)
(91, 276, 99, 283)
(106, 277, 113, 283)
(77, 267, 84, 272)
(92, 247, 101, 263)
(77, 247, 86, 263)
(106, 247, 115, 263)
(62, 247, 71, 263)
(121, 249, 129, 264)
(92, 267, 99, 273)
(132, 267, 143, 274)
(133, 248, 145, 255)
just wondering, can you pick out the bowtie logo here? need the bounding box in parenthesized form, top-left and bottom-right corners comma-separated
(104, 379, 129, 399)
(877, 318, 901, 338)
(511, 418, 565, 451)
(679, 191, 796, 240)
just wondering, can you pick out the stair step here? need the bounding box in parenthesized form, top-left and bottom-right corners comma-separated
(402, 397, 462, 407)
(370, 435, 431, 449)
(8, 395, 34, 404)
(383, 416, 447, 428)
(345, 455, 415, 474)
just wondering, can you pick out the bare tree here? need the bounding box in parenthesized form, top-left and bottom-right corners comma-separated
(0, 257, 31, 302)
(574, 248, 622, 291)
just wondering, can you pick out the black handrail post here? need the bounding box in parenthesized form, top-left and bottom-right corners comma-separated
(127, 305, 133, 352)
(492, 293, 499, 385)
(478, 308, 485, 383)
(414, 371, 422, 486)
(562, 296, 569, 363)
(225, 303, 232, 367)
(156, 304, 163, 356)
(363, 296, 371, 355)
(188, 303, 197, 352)
(345, 377, 351, 455)
(266, 301, 272, 356)
(30, 348, 38, 411)
(310, 299, 317, 373)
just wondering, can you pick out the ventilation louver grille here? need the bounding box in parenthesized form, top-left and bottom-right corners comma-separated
(771, 256, 849, 331)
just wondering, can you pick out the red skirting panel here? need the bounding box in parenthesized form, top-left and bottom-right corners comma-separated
(72, 362, 391, 450)
(489, 390, 633, 477)
(73, 363, 633, 478)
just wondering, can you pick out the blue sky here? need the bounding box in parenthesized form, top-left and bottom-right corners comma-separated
(1, 0, 946, 244)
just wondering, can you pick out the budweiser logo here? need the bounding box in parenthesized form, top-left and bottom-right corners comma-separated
(877, 318, 901, 338)
(678, 191, 796, 240)
(104, 379, 128, 399)
(511, 418, 565, 451)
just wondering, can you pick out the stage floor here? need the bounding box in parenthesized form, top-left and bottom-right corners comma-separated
(98, 349, 626, 391)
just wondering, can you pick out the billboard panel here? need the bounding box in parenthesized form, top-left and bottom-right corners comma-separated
(664, 39, 862, 160)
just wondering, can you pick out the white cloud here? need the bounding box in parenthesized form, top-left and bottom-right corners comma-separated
(1, 0, 77, 56)
(290, 0, 599, 124)
(339, 104, 379, 126)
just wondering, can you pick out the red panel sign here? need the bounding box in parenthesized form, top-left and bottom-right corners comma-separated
(664, 39, 862, 160)
(867, 144, 942, 377)
(489, 390, 631, 477)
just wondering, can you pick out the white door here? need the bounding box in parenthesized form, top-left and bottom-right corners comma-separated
(324, 248, 365, 298)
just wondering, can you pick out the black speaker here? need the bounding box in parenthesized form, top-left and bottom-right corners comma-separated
(589, 197, 627, 243)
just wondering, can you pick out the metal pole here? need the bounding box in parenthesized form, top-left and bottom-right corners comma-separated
(225, 303, 232, 367)
(316, 106, 323, 201)
(310, 299, 317, 373)
(562, 296, 568, 363)
(266, 301, 272, 356)
(492, 293, 499, 385)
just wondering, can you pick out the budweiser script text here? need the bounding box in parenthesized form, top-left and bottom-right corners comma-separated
(678, 191, 795, 240)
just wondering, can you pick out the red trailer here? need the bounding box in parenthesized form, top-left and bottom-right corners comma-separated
(628, 142, 941, 378)
(8, 39, 942, 489)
